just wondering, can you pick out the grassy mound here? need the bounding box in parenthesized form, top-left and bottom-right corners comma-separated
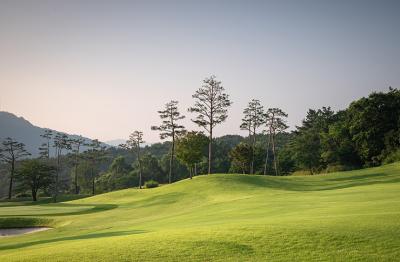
(0, 163, 399, 261)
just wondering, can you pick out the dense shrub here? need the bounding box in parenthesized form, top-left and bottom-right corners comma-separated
(145, 180, 159, 188)
(383, 149, 400, 164)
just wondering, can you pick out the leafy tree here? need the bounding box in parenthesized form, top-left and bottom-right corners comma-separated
(16, 159, 55, 201)
(291, 107, 336, 174)
(151, 100, 185, 184)
(240, 99, 265, 174)
(53, 133, 71, 202)
(320, 111, 361, 168)
(264, 108, 288, 175)
(0, 137, 31, 199)
(188, 75, 232, 174)
(176, 131, 208, 179)
(96, 156, 133, 192)
(133, 153, 164, 183)
(346, 88, 400, 165)
(229, 142, 252, 174)
(120, 131, 145, 188)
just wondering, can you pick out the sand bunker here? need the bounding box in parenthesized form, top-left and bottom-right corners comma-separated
(0, 227, 51, 237)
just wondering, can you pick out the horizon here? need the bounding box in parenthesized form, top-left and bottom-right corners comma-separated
(1, 0, 399, 143)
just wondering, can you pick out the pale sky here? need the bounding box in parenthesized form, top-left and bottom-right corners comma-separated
(1, 0, 399, 143)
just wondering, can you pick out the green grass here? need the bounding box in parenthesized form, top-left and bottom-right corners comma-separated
(0, 163, 399, 261)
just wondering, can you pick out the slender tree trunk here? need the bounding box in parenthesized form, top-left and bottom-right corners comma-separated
(272, 132, 278, 176)
(208, 127, 212, 174)
(137, 148, 142, 189)
(194, 163, 197, 176)
(169, 135, 175, 184)
(74, 162, 79, 194)
(250, 129, 256, 174)
(8, 159, 15, 199)
(32, 189, 37, 201)
(189, 166, 192, 179)
(54, 149, 60, 203)
(91, 167, 95, 195)
(263, 132, 271, 175)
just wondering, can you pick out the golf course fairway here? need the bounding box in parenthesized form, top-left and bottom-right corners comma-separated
(0, 163, 399, 261)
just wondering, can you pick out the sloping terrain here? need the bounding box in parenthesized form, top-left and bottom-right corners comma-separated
(0, 163, 399, 261)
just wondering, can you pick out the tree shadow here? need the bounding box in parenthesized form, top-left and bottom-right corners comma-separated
(0, 203, 118, 217)
(231, 172, 400, 192)
(0, 229, 147, 250)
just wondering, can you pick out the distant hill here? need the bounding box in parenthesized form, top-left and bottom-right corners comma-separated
(0, 111, 104, 157)
(105, 139, 126, 147)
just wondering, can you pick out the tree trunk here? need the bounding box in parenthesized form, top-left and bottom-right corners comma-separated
(169, 135, 175, 184)
(91, 167, 95, 195)
(74, 163, 79, 194)
(272, 132, 278, 176)
(250, 129, 256, 174)
(8, 159, 15, 199)
(54, 149, 60, 203)
(263, 132, 271, 175)
(32, 189, 37, 201)
(208, 127, 212, 174)
(189, 166, 192, 179)
(194, 163, 197, 176)
(137, 149, 142, 189)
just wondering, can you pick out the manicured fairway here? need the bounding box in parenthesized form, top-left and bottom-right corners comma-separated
(0, 163, 399, 261)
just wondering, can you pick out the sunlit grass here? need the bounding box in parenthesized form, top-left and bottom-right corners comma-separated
(0, 163, 399, 261)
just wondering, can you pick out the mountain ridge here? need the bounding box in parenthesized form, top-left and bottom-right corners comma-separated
(0, 111, 106, 157)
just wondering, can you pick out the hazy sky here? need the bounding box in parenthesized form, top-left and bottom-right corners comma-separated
(1, 0, 399, 143)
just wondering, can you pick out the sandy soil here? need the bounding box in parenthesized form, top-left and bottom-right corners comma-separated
(0, 227, 51, 237)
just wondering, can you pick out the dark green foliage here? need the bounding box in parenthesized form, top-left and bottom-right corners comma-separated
(15, 159, 56, 201)
(144, 180, 159, 188)
(288, 88, 400, 174)
(347, 88, 400, 165)
(229, 143, 252, 174)
(175, 131, 208, 178)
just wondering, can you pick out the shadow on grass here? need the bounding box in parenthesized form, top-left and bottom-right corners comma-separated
(0, 195, 91, 207)
(0, 204, 118, 217)
(229, 172, 400, 192)
(0, 229, 147, 251)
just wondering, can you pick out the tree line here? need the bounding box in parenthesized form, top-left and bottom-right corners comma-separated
(1, 77, 399, 201)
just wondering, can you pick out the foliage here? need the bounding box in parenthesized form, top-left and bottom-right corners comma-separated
(0, 137, 31, 199)
(176, 131, 208, 178)
(229, 143, 252, 174)
(188, 75, 232, 174)
(144, 180, 159, 188)
(15, 159, 56, 201)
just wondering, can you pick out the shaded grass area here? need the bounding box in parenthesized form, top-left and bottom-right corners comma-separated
(0, 163, 399, 261)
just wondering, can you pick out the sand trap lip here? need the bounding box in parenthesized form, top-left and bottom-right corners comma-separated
(0, 227, 52, 237)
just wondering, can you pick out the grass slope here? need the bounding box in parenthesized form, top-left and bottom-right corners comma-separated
(0, 163, 399, 261)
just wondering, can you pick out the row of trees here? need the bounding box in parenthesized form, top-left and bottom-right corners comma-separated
(1, 78, 398, 199)
(0, 131, 108, 201)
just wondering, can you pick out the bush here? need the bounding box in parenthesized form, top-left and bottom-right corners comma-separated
(291, 170, 313, 176)
(144, 180, 159, 188)
(325, 164, 356, 173)
(383, 149, 400, 164)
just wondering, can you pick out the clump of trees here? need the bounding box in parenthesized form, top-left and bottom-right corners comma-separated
(283, 88, 400, 174)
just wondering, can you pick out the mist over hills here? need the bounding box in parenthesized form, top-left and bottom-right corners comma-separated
(0, 111, 105, 157)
